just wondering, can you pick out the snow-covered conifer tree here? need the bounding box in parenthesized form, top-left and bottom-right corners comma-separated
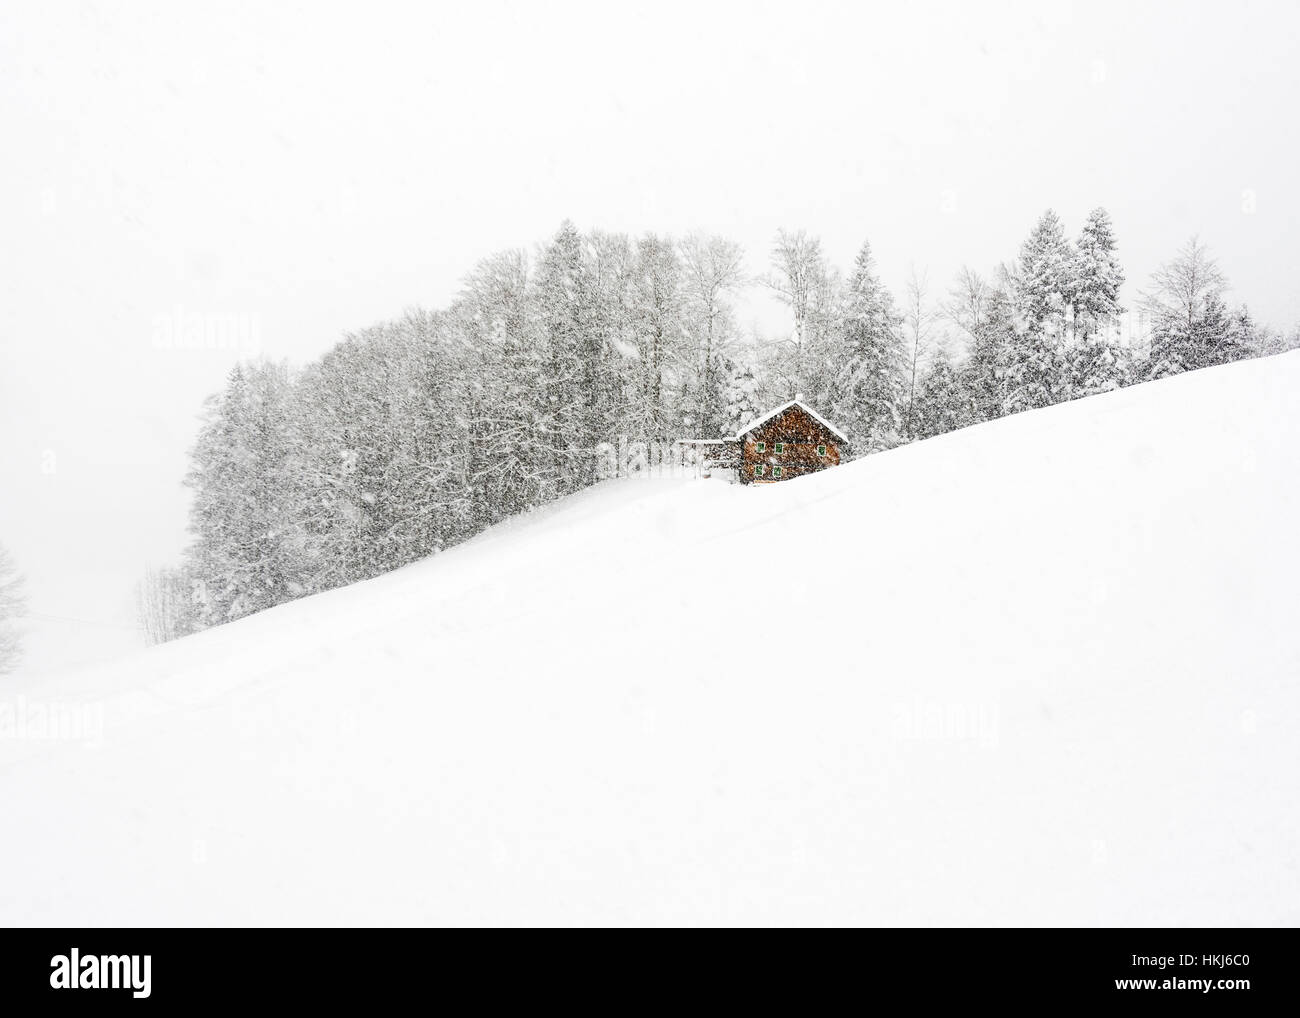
(964, 284, 1018, 422)
(830, 240, 906, 450)
(1008, 210, 1074, 409)
(184, 360, 302, 626)
(912, 348, 969, 439)
(1070, 208, 1125, 341)
(535, 221, 615, 493)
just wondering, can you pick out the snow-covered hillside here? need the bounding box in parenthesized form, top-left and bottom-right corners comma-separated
(3, 354, 1298, 926)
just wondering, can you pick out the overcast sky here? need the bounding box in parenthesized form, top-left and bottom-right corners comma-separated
(2, 0, 1298, 673)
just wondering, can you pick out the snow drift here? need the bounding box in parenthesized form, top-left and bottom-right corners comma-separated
(2, 353, 1298, 926)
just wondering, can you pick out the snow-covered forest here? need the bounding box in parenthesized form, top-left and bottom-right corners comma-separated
(141, 214, 1299, 641)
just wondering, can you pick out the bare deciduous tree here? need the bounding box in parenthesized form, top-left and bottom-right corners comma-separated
(765, 229, 828, 395)
(0, 543, 27, 674)
(1140, 235, 1227, 338)
(681, 233, 746, 345)
(135, 566, 197, 647)
(943, 266, 990, 350)
(681, 233, 747, 434)
(903, 266, 938, 438)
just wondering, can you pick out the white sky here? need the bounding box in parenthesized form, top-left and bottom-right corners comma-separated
(3, 0, 1298, 673)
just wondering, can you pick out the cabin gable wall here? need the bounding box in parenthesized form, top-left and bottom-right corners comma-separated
(740, 405, 842, 483)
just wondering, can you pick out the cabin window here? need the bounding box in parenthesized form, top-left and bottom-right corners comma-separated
(774, 442, 785, 454)
(817, 444, 828, 457)
(754, 464, 765, 476)
(772, 466, 783, 478)
(755, 441, 766, 452)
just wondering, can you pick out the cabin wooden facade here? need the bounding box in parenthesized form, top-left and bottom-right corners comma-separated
(683, 399, 848, 484)
(737, 400, 847, 483)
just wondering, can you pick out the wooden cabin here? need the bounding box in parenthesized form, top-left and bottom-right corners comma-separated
(737, 398, 847, 483)
(682, 398, 848, 484)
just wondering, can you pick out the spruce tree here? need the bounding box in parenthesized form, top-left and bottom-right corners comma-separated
(965, 287, 1017, 422)
(1070, 208, 1125, 341)
(1014, 210, 1073, 339)
(185, 360, 301, 625)
(1009, 210, 1073, 409)
(459, 249, 549, 520)
(831, 240, 906, 450)
(1061, 208, 1126, 399)
(913, 349, 969, 439)
(535, 221, 597, 494)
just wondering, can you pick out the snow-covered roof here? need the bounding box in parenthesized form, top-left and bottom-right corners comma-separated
(734, 399, 850, 443)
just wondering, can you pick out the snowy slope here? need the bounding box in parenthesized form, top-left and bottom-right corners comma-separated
(2, 354, 1298, 927)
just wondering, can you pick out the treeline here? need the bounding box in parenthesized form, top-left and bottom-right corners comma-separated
(138, 214, 1298, 641)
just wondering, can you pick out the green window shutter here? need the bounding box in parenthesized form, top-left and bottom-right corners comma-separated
(773, 466, 783, 478)
(756, 441, 765, 452)
(817, 444, 827, 456)
(774, 442, 784, 454)
(754, 464, 764, 476)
